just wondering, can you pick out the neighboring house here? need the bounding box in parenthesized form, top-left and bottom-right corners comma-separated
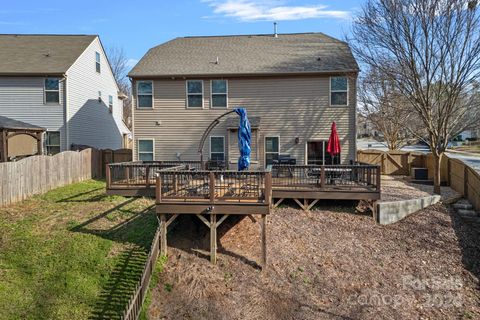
(129, 33, 358, 168)
(357, 114, 379, 138)
(0, 34, 131, 155)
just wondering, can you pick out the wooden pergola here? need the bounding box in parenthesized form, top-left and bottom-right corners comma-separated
(0, 116, 45, 162)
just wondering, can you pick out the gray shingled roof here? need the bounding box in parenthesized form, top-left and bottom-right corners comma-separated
(0, 34, 97, 75)
(129, 33, 358, 77)
(0, 116, 45, 131)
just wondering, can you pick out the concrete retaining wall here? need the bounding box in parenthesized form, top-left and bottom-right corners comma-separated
(376, 195, 441, 225)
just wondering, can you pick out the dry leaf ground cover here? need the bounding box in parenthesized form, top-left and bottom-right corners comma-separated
(0, 180, 158, 320)
(148, 201, 479, 319)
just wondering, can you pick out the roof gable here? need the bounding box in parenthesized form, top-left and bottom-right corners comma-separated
(129, 33, 358, 77)
(0, 34, 97, 75)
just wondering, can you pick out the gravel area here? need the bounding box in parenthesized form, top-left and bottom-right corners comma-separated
(381, 176, 460, 202)
(147, 203, 479, 319)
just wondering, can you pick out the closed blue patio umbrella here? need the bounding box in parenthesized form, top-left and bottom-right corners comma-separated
(234, 108, 251, 171)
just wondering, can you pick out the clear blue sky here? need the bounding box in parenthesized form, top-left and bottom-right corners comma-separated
(1, 0, 363, 68)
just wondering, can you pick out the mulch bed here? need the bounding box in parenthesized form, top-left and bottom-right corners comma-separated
(148, 202, 479, 319)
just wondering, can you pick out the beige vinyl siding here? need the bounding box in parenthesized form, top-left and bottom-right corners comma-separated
(133, 75, 356, 167)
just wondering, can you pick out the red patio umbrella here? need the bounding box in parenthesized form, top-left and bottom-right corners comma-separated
(326, 122, 341, 164)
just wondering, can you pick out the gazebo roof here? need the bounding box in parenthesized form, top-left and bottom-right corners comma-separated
(0, 116, 46, 132)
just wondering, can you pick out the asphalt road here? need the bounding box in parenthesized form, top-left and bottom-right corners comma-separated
(357, 139, 480, 173)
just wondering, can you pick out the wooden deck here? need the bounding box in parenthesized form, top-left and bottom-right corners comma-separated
(155, 169, 271, 267)
(105, 161, 381, 266)
(271, 164, 380, 210)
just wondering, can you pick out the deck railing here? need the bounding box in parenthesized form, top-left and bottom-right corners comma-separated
(156, 170, 272, 204)
(271, 163, 381, 191)
(106, 160, 202, 189)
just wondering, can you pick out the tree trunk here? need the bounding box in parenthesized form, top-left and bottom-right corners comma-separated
(432, 153, 442, 195)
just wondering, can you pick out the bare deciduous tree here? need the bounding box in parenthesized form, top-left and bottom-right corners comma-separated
(350, 0, 480, 193)
(359, 67, 418, 150)
(107, 46, 132, 128)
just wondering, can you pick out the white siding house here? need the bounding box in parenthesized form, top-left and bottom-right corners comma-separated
(0, 34, 130, 153)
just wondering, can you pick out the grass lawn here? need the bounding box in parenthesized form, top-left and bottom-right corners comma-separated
(0, 180, 159, 320)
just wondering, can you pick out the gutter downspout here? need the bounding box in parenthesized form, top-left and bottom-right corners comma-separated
(62, 74, 69, 151)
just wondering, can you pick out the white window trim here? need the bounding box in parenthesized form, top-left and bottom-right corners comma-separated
(136, 80, 154, 109)
(95, 51, 101, 73)
(329, 76, 349, 107)
(186, 80, 204, 109)
(264, 136, 280, 166)
(44, 78, 60, 105)
(138, 138, 155, 161)
(210, 79, 228, 109)
(210, 136, 225, 161)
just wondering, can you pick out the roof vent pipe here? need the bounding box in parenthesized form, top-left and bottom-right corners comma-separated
(273, 22, 278, 38)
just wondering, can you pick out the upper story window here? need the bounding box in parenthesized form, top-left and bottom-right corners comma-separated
(95, 51, 101, 73)
(330, 76, 348, 106)
(137, 81, 153, 108)
(108, 95, 113, 113)
(211, 80, 227, 108)
(186, 80, 203, 108)
(44, 78, 60, 104)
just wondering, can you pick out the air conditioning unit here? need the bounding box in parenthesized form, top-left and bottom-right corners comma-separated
(411, 167, 428, 181)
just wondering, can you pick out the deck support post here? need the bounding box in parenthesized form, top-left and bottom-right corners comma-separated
(293, 198, 305, 210)
(160, 214, 167, 256)
(372, 201, 378, 223)
(306, 199, 319, 211)
(273, 198, 284, 208)
(261, 214, 267, 270)
(210, 214, 217, 264)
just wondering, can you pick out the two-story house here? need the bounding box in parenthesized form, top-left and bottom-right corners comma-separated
(129, 33, 358, 168)
(0, 34, 131, 157)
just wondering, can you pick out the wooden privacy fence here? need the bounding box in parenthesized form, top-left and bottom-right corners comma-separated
(448, 157, 480, 212)
(357, 150, 427, 175)
(0, 148, 102, 207)
(357, 149, 480, 212)
(101, 148, 133, 177)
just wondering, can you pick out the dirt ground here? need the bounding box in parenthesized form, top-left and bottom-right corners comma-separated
(147, 201, 479, 320)
(381, 176, 460, 202)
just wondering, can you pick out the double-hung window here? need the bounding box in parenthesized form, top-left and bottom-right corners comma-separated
(137, 81, 153, 108)
(186, 80, 203, 108)
(45, 131, 60, 155)
(265, 136, 280, 166)
(44, 78, 60, 104)
(330, 76, 348, 106)
(211, 80, 227, 108)
(210, 136, 225, 161)
(95, 51, 101, 73)
(138, 139, 154, 161)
